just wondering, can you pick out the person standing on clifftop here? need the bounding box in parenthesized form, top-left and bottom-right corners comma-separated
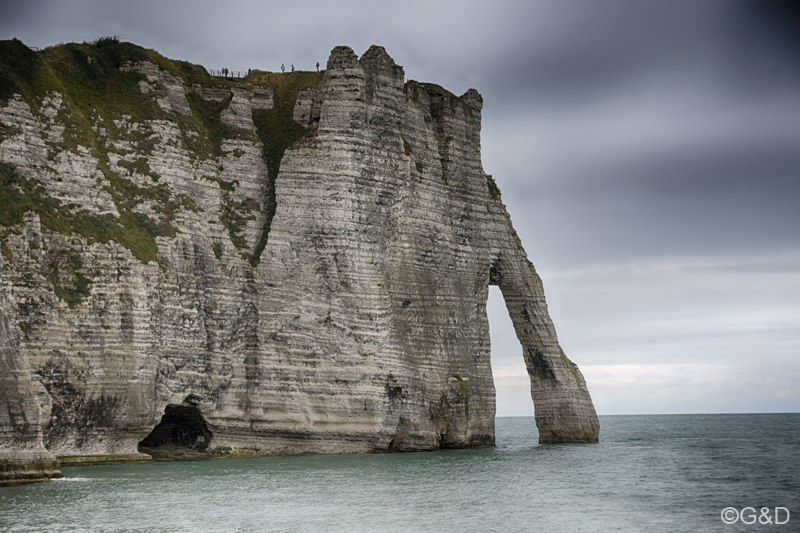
(316, 61, 319, 72)
(291, 64, 294, 72)
(281, 64, 285, 72)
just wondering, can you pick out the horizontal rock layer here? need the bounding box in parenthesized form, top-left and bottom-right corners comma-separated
(0, 40, 598, 485)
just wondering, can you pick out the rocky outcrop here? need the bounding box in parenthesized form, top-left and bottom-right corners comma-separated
(0, 39, 598, 485)
(0, 306, 62, 485)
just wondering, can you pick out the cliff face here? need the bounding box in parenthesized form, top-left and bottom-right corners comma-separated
(0, 39, 598, 485)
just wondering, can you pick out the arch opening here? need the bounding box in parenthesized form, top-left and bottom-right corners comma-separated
(487, 285, 534, 417)
(138, 404, 212, 452)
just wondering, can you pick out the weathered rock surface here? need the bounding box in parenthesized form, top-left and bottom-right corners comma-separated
(0, 40, 598, 485)
(0, 308, 63, 485)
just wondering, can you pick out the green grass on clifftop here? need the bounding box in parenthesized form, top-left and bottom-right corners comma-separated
(0, 39, 39, 102)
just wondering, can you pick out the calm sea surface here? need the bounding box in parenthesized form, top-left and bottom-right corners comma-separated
(1, 414, 798, 532)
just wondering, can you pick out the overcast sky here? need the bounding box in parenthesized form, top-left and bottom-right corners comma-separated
(3, 0, 799, 416)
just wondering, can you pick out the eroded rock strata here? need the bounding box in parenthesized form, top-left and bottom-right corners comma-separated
(0, 39, 599, 485)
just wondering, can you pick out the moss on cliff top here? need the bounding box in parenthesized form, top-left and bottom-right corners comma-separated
(0, 37, 221, 144)
(43, 41, 160, 118)
(0, 38, 169, 166)
(0, 39, 39, 102)
(408, 81, 455, 99)
(404, 80, 474, 118)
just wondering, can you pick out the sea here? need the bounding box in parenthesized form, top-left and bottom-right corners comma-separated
(1, 414, 798, 532)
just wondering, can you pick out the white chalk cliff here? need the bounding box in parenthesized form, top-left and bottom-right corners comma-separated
(0, 40, 599, 485)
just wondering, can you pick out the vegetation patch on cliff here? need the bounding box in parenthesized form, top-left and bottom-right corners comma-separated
(0, 122, 21, 143)
(404, 80, 474, 118)
(249, 70, 323, 266)
(2, 38, 322, 268)
(0, 37, 220, 164)
(0, 39, 40, 103)
(28, 39, 165, 151)
(117, 157, 160, 181)
(0, 239, 12, 263)
(183, 92, 232, 160)
(0, 38, 214, 267)
(0, 159, 195, 269)
(451, 375, 469, 397)
(486, 174, 501, 199)
(100, 160, 200, 259)
(199, 174, 256, 254)
(250, 70, 323, 181)
(0, 39, 194, 266)
(560, 349, 581, 380)
(48, 249, 92, 308)
(220, 196, 258, 250)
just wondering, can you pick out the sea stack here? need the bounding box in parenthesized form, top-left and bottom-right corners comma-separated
(0, 40, 599, 485)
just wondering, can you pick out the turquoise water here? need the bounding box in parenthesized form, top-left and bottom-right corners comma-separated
(1, 414, 798, 532)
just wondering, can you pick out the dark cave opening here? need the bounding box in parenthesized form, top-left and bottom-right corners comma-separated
(138, 404, 212, 452)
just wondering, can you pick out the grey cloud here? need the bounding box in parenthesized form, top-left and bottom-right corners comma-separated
(3, 0, 799, 415)
(477, 0, 800, 109)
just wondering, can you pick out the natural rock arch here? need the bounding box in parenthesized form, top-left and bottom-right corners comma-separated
(489, 250, 599, 443)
